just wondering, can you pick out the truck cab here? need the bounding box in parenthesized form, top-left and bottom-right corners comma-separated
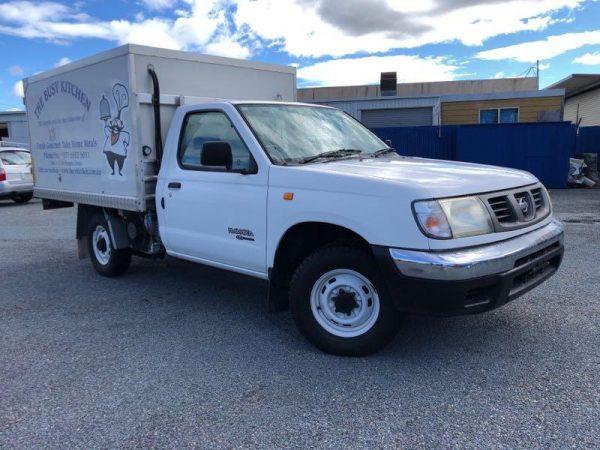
(148, 100, 564, 355)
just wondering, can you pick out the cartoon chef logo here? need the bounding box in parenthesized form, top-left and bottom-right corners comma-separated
(100, 84, 130, 176)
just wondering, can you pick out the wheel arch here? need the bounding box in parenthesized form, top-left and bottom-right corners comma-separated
(267, 221, 373, 312)
(76, 205, 130, 258)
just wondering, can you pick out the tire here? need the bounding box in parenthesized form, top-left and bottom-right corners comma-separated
(290, 246, 400, 356)
(86, 214, 131, 277)
(11, 193, 33, 203)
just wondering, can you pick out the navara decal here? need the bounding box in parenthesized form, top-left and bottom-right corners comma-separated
(228, 227, 255, 242)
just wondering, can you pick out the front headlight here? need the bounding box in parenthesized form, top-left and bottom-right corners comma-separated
(413, 196, 493, 239)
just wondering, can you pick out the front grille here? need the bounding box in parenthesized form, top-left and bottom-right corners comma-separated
(531, 188, 544, 211)
(488, 195, 514, 223)
(482, 184, 550, 231)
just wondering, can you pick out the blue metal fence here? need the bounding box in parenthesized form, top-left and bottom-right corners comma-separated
(371, 122, 581, 188)
(575, 126, 600, 155)
(454, 123, 574, 188)
(370, 126, 457, 160)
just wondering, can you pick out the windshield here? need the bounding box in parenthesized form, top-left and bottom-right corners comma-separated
(238, 104, 388, 164)
(0, 150, 31, 165)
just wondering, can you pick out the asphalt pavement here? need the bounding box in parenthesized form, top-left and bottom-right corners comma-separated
(1, 190, 599, 448)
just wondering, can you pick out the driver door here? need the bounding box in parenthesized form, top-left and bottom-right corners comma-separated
(159, 109, 268, 277)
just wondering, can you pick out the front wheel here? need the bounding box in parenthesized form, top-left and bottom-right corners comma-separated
(290, 246, 400, 356)
(86, 214, 131, 277)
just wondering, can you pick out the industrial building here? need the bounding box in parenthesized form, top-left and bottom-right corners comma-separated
(0, 110, 29, 147)
(0, 75, 567, 145)
(298, 75, 565, 128)
(548, 74, 600, 127)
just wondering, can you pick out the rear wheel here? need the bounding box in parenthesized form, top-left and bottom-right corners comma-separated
(11, 193, 33, 203)
(290, 246, 400, 356)
(87, 214, 131, 277)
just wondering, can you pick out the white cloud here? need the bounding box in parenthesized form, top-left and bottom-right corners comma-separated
(234, 0, 585, 58)
(13, 80, 23, 98)
(297, 54, 460, 86)
(0, 0, 588, 61)
(0, 0, 244, 56)
(476, 30, 600, 62)
(54, 57, 71, 67)
(109, 18, 181, 49)
(0, 1, 75, 24)
(539, 62, 551, 70)
(139, 0, 176, 10)
(205, 36, 251, 58)
(8, 64, 23, 76)
(573, 51, 600, 65)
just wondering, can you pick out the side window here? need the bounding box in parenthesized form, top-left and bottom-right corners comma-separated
(480, 109, 499, 124)
(179, 111, 254, 172)
(499, 108, 518, 123)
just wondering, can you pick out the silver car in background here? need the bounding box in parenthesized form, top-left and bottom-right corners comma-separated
(0, 147, 33, 203)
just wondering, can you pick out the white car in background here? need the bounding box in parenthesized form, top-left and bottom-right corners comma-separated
(0, 147, 34, 203)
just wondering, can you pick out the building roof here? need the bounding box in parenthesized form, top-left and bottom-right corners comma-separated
(298, 77, 539, 102)
(546, 74, 600, 98)
(300, 88, 564, 104)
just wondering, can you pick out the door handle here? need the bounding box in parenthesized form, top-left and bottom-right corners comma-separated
(168, 182, 182, 189)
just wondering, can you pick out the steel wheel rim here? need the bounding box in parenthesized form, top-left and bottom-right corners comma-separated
(92, 225, 111, 266)
(310, 269, 380, 338)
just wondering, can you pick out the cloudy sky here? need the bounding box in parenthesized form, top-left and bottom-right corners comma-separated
(1, 0, 600, 110)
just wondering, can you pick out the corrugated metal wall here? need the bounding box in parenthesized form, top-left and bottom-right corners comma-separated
(0, 112, 29, 146)
(564, 90, 600, 127)
(370, 122, 576, 188)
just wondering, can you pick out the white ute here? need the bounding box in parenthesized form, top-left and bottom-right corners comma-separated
(25, 45, 564, 355)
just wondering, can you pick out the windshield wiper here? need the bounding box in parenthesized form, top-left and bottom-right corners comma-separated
(297, 149, 363, 164)
(371, 147, 396, 158)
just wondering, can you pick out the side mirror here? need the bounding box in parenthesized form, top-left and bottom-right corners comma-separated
(201, 141, 232, 171)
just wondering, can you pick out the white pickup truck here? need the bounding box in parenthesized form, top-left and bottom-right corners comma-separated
(25, 45, 564, 355)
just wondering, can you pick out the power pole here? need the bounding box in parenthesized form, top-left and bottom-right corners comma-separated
(536, 60, 540, 90)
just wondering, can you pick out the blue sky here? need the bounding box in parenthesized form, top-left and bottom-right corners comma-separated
(1, 0, 600, 110)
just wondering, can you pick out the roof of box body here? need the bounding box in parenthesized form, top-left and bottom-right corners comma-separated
(546, 74, 600, 98)
(24, 44, 296, 85)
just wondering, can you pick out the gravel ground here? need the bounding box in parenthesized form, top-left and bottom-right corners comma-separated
(1, 190, 599, 448)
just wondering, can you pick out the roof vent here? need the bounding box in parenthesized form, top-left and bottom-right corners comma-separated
(380, 72, 397, 97)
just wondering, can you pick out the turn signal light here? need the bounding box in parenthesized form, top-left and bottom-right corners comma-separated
(283, 192, 294, 201)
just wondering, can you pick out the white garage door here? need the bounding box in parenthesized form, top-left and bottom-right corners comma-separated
(361, 107, 433, 128)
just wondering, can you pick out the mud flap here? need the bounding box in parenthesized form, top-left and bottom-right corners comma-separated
(267, 270, 289, 313)
(103, 210, 130, 250)
(77, 237, 88, 260)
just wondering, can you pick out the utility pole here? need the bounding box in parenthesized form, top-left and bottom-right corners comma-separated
(536, 60, 540, 90)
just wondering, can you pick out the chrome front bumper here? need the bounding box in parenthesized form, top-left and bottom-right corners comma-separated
(389, 219, 564, 281)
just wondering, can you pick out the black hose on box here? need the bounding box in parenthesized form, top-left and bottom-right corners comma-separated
(147, 65, 163, 166)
